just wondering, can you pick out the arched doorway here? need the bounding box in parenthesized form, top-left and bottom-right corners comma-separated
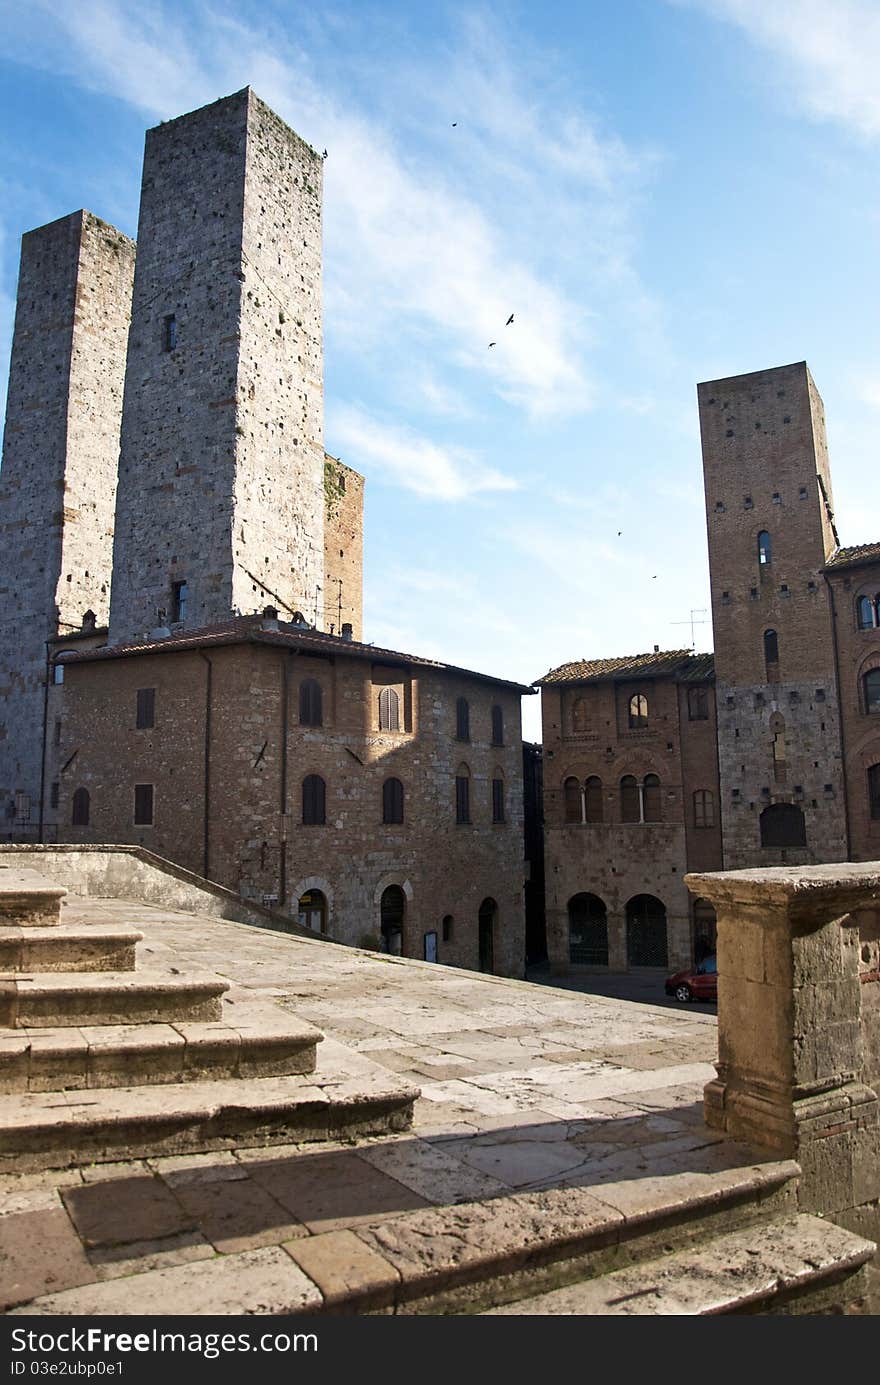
(297, 889, 327, 933)
(380, 885, 406, 955)
(478, 897, 497, 973)
(626, 894, 668, 967)
(692, 898, 717, 962)
(568, 893, 608, 966)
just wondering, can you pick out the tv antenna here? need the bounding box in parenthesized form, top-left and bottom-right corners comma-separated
(671, 608, 708, 649)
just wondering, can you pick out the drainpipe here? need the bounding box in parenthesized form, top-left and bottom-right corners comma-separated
(199, 652, 213, 879)
(822, 573, 853, 860)
(38, 640, 51, 843)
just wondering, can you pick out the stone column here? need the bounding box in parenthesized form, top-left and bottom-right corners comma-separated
(685, 864, 880, 1215)
(545, 906, 569, 975)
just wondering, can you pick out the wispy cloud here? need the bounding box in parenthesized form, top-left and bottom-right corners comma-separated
(682, 1, 880, 139)
(329, 404, 518, 501)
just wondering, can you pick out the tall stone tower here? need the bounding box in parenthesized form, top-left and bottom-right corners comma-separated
(109, 88, 326, 643)
(698, 361, 847, 867)
(0, 211, 135, 834)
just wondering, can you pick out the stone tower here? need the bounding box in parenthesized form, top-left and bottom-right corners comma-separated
(698, 361, 847, 867)
(0, 211, 135, 834)
(109, 88, 326, 644)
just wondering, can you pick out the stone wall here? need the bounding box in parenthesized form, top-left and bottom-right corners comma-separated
(323, 455, 364, 639)
(0, 211, 134, 832)
(825, 560, 880, 862)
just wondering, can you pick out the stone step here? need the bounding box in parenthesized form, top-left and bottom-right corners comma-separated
(0, 1069, 417, 1172)
(0, 969, 227, 1029)
(482, 1214, 875, 1315)
(0, 869, 67, 927)
(0, 1007, 323, 1092)
(0, 925, 143, 974)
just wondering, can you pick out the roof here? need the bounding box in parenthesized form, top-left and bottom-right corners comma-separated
(823, 541, 880, 572)
(57, 615, 536, 695)
(534, 649, 715, 687)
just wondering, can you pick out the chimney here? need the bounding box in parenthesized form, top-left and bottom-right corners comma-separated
(81, 609, 97, 633)
(261, 605, 279, 631)
(341, 622, 353, 641)
(653, 644, 659, 653)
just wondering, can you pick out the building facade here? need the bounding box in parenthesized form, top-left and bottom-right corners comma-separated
(537, 650, 722, 975)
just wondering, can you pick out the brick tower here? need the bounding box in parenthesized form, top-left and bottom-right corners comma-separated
(0, 211, 135, 834)
(698, 361, 847, 866)
(108, 88, 326, 643)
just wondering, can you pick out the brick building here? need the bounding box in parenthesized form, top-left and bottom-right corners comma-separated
(536, 650, 721, 975)
(0, 89, 531, 976)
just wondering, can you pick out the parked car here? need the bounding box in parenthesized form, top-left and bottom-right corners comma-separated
(665, 955, 717, 1003)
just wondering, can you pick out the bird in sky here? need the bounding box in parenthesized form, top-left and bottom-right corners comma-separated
(617, 530, 622, 536)
(488, 341, 496, 348)
(652, 574, 658, 579)
(322, 149, 328, 158)
(452, 122, 457, 127)
(506, 313, 514, 325)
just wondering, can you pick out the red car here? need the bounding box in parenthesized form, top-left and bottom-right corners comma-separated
(665, 955, 717, 1003)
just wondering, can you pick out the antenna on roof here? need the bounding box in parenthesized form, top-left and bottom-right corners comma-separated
(671, 608, 709, 650)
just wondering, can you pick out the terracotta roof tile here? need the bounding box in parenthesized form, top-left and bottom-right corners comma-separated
(824, 541, 880, 570)
(534, 648, 714, 686)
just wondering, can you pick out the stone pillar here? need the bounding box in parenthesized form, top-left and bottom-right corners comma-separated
(685, 864, 880, 1216)
(545, 905, 568, 975)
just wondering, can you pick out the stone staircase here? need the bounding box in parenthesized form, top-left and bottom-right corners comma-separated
(0, 869, 417, 1172)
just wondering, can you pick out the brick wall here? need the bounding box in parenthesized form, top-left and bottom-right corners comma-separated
(826, 560, 880, 861)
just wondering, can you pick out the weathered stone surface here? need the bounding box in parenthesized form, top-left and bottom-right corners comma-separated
(243, 1148, 430, 1233)
(0, 1207, 94, 1310)
(63, 1174, 195, 1247)
(171, 1174, 308, 1253)
(284, 1228, 398, 1310)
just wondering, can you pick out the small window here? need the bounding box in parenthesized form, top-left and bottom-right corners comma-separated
(758, 530, 771, 566)
(693, 789, 715, 828)
(643, 773, 662, 823)
(620, 775, 640, 823)
(382, 776, 404, 825)
(50, 781, 60, 810)
(564, 776, 582, 824)
(687, 687, 709, 721)
(54, 719, 62, 746)
(456, 697, 470, 742)
(869, 764, 880, 820)
(163, 314, 178, 352)
(170, 580, 188, 623)
(455, 767, 471, 824)
(136, 688, 155, 729)
(628, 692, 648, 729)
(571, 697, 589, 733)
(378, 687, 400, 732)
(299, 678, 322, 727)
(584, 776, 603, 823)
(133, 783, 154, 826)
(14, 791, 31, 824)
(492, 776, 505, 824)
(302, 774, 326, 825)
(52, 650, 75, 685)
(491, 704, 504, 746)
(71, 787, 90, 826)
(864, 669, 880, 715)
(442, 914, 454, 942)
(764, 629, 779, 679)
(857, 596, 878, 631)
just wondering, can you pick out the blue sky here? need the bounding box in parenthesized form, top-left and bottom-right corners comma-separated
(2, 0, 879, 741)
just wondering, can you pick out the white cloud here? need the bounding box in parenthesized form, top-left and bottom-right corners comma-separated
(328, 404, 518, 502)
(684, 0, 880, 139)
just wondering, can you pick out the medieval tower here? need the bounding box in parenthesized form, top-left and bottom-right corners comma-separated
(109, 88, 327, 643)
(0, 211, 135, 833)
(698, 360, 848, 867)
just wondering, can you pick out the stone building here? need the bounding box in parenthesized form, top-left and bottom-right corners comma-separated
(536, 649, 721, 975)
(56, 612, 529, 974)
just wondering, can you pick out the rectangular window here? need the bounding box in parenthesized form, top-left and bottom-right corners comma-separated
(54, 720, 62, 746)
(171, 580, 188, 623)
(50, 782, 60, 810)
(163, 314, 178, 352)
(455, 775, 470, 824)
(492, 778, 505, 824)
(136, 688, 156, 729)
(14, 791, 30, 823)
(134, 783, 154, 826)
(687, 687, 709, 721)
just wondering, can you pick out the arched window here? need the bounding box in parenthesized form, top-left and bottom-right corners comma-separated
(491, 704, 504, 746)
(297, 889, 327, 933)
(382, 777, 404, 824)
(857, 596, 878, 631)
(687, 687, 709, 721)
(693, 789, 715, 828)
(302, 774, 326, 825)
(380, 885, 405, 955)
(571, 697, 589, 733)
(491, 771, 505, 824)
(760, 802, 806, 848)
(864, 669, 880, 715)
(584, 776, 603, 823)
(71, 787, 90, 827)
(620, 774, 640, 823)
(299, 678, 322, 727)
(869, 764, 880, 820)
(478, 898, 497, 973)
(456, 697, 470, 742)
(378, 687, 400, 732)
(455, 764, 471, 824)
(626, 895, 668, 967)
(643, 773, 662, 822)
(564, 776, 582, 824)
(628, 693, 648, 729)
(764, 629, 779, 680)
(758, 530, 771, 566)
(568, 894, 608, 966)
(53, 651, 75, 685)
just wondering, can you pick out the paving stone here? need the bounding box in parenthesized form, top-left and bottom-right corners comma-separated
(63, 1174, 195, 1247)
(244, 1148, 431, 1233)
(284, 1228, 399, 1310)
(91, 1237, 216, 1282)
(149, 1151, 248, 1185)
(357, 1135, 511, 1203)
(171, 1173, 309, 1252)
(0, 1207, 94, 1310)
(11, 1245, 322, 1316)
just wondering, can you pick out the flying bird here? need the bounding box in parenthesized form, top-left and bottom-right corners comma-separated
(488, 341, 496, 348)
(505, 313, 514, 326)
(452, 122, 457, 127)
(617, 530, 622, 536)
(322, 149, 328, 159)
